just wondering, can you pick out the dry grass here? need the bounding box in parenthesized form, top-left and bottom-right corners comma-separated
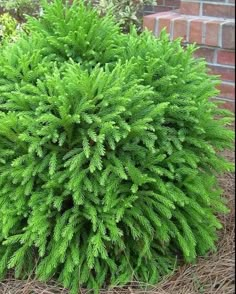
(0, 151, 235, 294)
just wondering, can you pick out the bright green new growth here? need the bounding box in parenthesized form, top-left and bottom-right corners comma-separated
(0, 0, 234, 293)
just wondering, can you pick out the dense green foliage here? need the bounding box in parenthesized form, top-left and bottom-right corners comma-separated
(0, 0, 234, 293)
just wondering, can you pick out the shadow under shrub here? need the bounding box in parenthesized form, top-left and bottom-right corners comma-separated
(0, 0, 234, 293)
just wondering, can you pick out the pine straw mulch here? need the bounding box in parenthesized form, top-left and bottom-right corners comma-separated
(0, 151, 235, 294)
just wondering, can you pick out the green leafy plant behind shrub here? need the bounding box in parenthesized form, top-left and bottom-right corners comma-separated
(0, 0, 40, 21)
(93, 0, 155, 32)
(0, 1, 234, 293)
(0, 13, 18, 43)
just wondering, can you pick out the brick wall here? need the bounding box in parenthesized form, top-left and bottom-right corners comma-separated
(144, 0, 235, 112)
(39, 1, 236, 110)
(181, 0, 235, 18)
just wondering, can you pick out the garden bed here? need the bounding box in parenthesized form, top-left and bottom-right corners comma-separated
(0, 149, 234, 294)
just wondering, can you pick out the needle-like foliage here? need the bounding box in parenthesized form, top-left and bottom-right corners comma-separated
(0, 1, 234, 293)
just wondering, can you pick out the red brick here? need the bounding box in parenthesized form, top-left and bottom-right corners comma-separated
(216, 99, 235, 113)
(165, 0, 180, 7)
(155, 6, 173, 13)
(222, 101, 235, 112)
(203, 3, 235, 19)
(158, 17, 172, 34)
(217, 50, 235, 66)
(172, 19, 188, 41)
(205, 21, 221, 47)
(180, 2, 200, 16)
(156, 0, 164, 5)
(208, 65, 235, 82)
(217, 82, 235, 100)
(189, 19, 203, 44)
(193, 47, 216, 63)
(222, 23, 235, 50)
(157, 13, 180, 35)
(143, 14, 157, 32)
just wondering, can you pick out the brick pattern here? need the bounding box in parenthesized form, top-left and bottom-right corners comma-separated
(143, 0, 235, 111)
(217, 82, 235, 100)
(181, 1, 200, 15)
(213, 98, 235, 112)
(180, 0, 235, 19)
(208, 64, 235, 82)
(202, 3, 235, 18)
(146, 12, 235, 49)
(194, 48, 235, 66)
(194, 47, 235, 101)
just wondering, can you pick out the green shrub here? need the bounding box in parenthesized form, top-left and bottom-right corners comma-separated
(0, 0, 234, 293)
